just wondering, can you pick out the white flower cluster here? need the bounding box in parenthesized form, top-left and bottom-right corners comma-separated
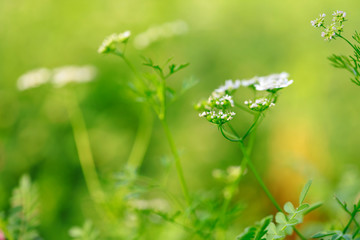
(197, 93, 236, 124)
(17, 65, 97, 91)
(311, 13, 326, 28)
(17, 68, 52, 91)
(244, 98, 275, 111)
(198, 110, 236, 124)
(134, 20, 188, 49)
(321, 25, 337, 41)
(210, 94, 234, 108)
(332, 10, 346, 23)
(212, 79, 259, 97)
(253, 72, 293, 91)
(53, 66, 97, 88)
(98, 31, 131, 54)
(311, 11, 346, 42)
(212, 79, 241, 97)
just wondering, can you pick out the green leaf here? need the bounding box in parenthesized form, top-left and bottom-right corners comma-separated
(255, 216, 273, 240)
(284, 202, 295, 214)
(312, 232, 337, 239)
(275, 212, 286, 224)
(299, 180, 312, 205)
(236, 226, 257, 240)
(296, 203, 310, 213)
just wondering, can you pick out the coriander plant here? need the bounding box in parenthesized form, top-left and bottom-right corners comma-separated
(311, 10, 360, 86)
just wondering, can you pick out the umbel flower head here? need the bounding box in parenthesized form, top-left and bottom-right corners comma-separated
(311, 13, 326, 28)
(332, 10, 346, 23)
(98, 31, 131, 54)
(311, 10, 347, 42)
(196, 92, 236, 125)
(253, 72, 293, 92)
(244, 98, 275, 112)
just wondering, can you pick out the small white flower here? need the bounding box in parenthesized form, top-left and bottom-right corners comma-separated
(52, 65, 97, 88)
(332, 10, 346, 23)
(245, 98, 275, 111)
(212, 79, 241, 97)
(17, 68, 52, 91)
(311, 13, 326, 28)
(254, 72, 293, 91)
(98, 31, 131, 54)
(321, 24, 337, 41)
(240, 78, 257, 87)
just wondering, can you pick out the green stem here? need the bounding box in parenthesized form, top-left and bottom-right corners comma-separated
(65, 89, 105, 204)
(161, 119, 191, 205)
(234, 102, 255, 115)
(238, 141, 306, 240)
(126, 107, 154, 169)
(242, 113, 262, 140)
(343, 203, 360, 234)
(239, 142, 282, 212)
(337, 33, 357, 51)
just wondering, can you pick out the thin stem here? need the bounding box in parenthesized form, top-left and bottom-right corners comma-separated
(65, 89, 105, 204)
(126, 107, 154, 169)
(234, 102, 255, 115)
(343, 203, 360, 234)
(242, 113, 262, 140)
(161, 119, 191, 205)
(238, 141, 307, 240)
(336, 33, 357, 51)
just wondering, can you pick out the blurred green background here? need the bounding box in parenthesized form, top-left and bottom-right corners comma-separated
(1, 0, 360, 239)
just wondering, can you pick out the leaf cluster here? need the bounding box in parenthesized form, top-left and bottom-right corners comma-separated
(312, 197, 360, 240)
(328, 32, 360, 86)
(0, 175, 40, 240)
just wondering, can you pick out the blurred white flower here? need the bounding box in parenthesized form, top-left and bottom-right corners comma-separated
(213, 79, 241, 97)
(254, 72, 293, 91)
(17, 68, 52, 91)
(98, 31, 131, 54)
(52, 65, 97, 87)
(129, 198, 169, 212)
(134, 20, 188, 49)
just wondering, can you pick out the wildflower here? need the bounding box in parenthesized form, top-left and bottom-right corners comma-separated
(98, 31, 131, 54)
(52, 65, 97, 87)
(311, 13, 326, 28)
(134, 20, 188, 49)
(254, 72, 293, 91)
(0, 230, 4, 240)
(332, 10, 346, 23)
(321, 24, 337, 41)
(199, 110, 236, 125)
(212, 79, 241, 97)
(240, 78, 257, 87)
(244, 98, 275, 111)
(17, 68, 52, 91)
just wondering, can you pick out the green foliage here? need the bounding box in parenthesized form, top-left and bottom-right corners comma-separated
(0, 175, 40, 240)
(313, 13, 360, 86)
(236, 216, 272, 240)
(69, 221, 100, 240)
(236, 180, 318, 240)
(313, 197, 360, 240)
